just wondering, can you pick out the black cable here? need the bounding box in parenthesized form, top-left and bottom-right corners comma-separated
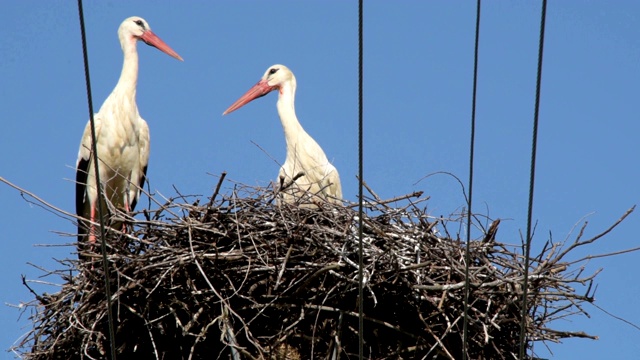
(462, 1, 482, 359)
(357, 0, 364, 359)
(76, 1, 117, 359)
(519, 0, 548, 358)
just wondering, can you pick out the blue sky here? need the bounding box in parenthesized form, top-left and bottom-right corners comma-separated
(1, 1, 639, 359)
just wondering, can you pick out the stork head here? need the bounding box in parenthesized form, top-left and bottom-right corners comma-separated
(223, 64, 296, 115)
(261, 64, 295, 89)
(118, 16, 183, 61)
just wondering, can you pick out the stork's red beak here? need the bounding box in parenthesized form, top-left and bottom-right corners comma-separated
(140, 30, 183, 61)
(223, 80, 277, 115)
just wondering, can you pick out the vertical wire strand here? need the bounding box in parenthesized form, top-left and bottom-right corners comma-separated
(77, 1, 117, 359)
(462, 1, 482, 359)
(357, 0, 365, 358)
(519, 0, 548, 358)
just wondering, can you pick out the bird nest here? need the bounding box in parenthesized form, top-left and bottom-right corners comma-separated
(11, 174, 634, 359)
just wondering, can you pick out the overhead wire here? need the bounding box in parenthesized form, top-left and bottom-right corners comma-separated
(462, 1, 482, 359)
(519, 0, 548, 358)
(76, 1, 118, 359)
(357, 0, 365, 359)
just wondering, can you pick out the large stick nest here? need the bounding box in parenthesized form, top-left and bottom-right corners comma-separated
(12, 176, 634, 359)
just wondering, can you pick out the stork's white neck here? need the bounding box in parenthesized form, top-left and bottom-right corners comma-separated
(276, 80, 308, 153)
(114, 36, 140, 100)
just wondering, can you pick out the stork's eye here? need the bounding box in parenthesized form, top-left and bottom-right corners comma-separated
(269, 68, 279, 75)
(134, 19, 144, 28)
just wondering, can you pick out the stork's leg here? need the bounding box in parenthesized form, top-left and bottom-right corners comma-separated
(89, 201, 97, 244)
(122, 198, 131, 234)
(81, 201, 97, 265)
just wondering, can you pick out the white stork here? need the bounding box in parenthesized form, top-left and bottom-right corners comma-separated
(76, 16, 182, 258)
(223, 64, 342, 206)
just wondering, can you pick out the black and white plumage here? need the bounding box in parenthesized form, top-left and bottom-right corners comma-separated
(223, 64, 342, 205)
(76, 16, 182, 258)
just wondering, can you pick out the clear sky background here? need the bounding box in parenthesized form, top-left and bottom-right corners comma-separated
(1, 1, 639, 359)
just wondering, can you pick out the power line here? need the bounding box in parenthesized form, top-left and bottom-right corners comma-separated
(357, 0, 365, 359)
(76, 1, 117, 359)
(462, 1, 482, 359)
(519, 0, 548, 358)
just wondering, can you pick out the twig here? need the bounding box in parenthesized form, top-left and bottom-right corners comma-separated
(207, 172, 227, 208)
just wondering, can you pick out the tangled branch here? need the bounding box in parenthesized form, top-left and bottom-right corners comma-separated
(6, 175, 635, 359)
